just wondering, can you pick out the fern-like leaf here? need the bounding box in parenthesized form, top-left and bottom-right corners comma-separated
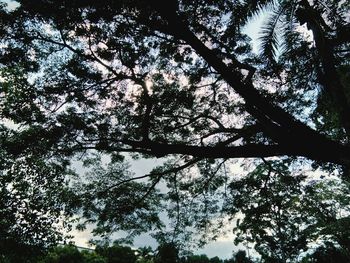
(258, 1, 287, 62)
(243, 0, 276, 25)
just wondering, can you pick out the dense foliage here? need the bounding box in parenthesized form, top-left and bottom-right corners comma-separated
(17, 243, 256, 263)
(0, 151, 75, 262)
(9, 243, 349, 263)
(0, 0, 349, 261)
(226, 161, 350, 262)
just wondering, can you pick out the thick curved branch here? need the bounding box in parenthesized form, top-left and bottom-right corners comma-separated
(333, 24, 350, 46)
(141, 8, 350, 164)
(200, 124, 262, 146)
(122, 139, 350, 165)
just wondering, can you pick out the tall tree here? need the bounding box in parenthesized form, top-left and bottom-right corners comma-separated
(225, 160, 350, 262)
(0, 136, 75, 262)
(0, 0, 349, 257)
(95, 244, 137, 263)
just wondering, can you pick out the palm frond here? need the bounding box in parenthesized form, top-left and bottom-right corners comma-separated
(242, 0, 276, 26)
(258, 2, 287, 62)
(226, 0, 274, 31)
(279, 3, 300, 58)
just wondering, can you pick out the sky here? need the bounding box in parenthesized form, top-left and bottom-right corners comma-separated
(2, 0, 19, 10)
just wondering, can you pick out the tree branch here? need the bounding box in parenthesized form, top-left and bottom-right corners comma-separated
(142, 9, 350, 163)
(296, 1, 350, 138)
(121, 139, 350, 165)
(98, 157, 201, 195)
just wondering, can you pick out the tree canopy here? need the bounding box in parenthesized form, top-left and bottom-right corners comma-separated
(0, 0, 350, 261)
(29, 243, 255, 263)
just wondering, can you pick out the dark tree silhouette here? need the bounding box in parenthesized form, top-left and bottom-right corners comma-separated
(1, 0, 349, 165)
(95, 244, 137, 263)
(0, 0, 349, 259)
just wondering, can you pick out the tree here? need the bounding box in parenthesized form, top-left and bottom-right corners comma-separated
(225, 160, 350, 262)
(95, 244, 137, 263)
(209, 256, 223, 263)
(0, 0, 349, 257)
(302, 242, 349, 263)
(0, 147, 75, 262)
(136, 246, 155, 263)
(232, 251, 252, 263)
(182, 254, 210, 263)
(37, 243, 230, 263)
(39, 245, 85, 263)
(181, 254, 225, 263)
(226, 161, 309, 261)
(81, 250, 107, 263)
(155, 243, 179, 263)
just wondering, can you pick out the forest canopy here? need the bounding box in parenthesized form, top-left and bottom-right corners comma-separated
(0, 0, 350, 261)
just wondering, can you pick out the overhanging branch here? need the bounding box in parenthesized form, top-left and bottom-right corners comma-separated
(120, 139, 350, 166)
(141, 8, 350, 164)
